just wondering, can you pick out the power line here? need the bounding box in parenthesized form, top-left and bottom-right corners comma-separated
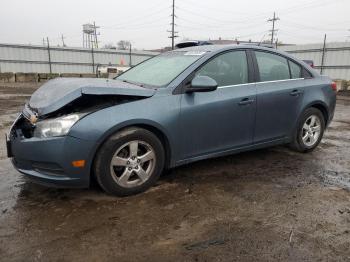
(101, 15, 169, 30)
(100, 5, 170, 29)
(35, 0, 347, 49)
(267, 12, 279, 44)
(280, 20, 346, 32)
(176, 15, 263, 30)
(176, 0, 249, 16)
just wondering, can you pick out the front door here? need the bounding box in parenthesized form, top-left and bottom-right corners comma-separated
(179, 50, 256, 159)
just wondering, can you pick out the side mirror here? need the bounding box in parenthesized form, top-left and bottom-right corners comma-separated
(186, 75, 218, 93)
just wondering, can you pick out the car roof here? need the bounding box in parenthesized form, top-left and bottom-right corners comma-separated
(171, 44, 305, 66)
(171, 43, 318, 73)
(174, 44, 274, 53)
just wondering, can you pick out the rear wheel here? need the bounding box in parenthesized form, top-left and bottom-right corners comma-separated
(290, 107, 325, 153)
(94, 127, 165, 196)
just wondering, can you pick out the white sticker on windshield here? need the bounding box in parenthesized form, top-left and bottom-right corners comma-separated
(184, 51, 207, 56)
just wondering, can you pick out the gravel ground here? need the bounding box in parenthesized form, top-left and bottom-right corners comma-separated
(0, 84, 350, 261)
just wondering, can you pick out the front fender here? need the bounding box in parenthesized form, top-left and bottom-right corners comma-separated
(69, 94, 181, 170)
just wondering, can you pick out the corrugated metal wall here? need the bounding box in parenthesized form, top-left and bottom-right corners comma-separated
(279, 42, 350, 80)
(2, 42, 349, 79)
(0, 43, 159, 74)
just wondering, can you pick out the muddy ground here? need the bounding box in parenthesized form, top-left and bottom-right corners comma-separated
(0, 83, 350, 262)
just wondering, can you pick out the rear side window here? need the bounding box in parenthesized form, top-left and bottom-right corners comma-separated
(255, 51, 290, 82)
(196, 51, 248, 86)
(289, 60, 302, 79)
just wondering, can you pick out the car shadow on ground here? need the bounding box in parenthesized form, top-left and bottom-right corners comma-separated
(13, 145, 308, 203)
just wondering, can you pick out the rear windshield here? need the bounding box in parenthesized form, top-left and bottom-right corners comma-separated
(117, 51, 204, 87)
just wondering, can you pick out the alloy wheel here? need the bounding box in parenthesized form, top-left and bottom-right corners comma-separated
(301, 115, 321, 147)
(109, 140, 156, 188)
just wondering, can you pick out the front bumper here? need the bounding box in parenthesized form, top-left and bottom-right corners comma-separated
(7, 115, 95, 188)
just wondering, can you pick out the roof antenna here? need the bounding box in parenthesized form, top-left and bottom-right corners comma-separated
(258, 33, 267, 46)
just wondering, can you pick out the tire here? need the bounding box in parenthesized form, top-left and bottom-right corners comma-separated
(94, 127, 165, 196)
(290, 107, 325, 153)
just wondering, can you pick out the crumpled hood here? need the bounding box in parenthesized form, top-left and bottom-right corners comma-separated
(29, 78, 156, 115)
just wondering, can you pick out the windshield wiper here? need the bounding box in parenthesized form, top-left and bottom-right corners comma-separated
(122, 79, 144, 88)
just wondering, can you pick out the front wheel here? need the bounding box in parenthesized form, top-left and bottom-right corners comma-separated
(290, 108, 325, 153)
(94, 127, 165, 196)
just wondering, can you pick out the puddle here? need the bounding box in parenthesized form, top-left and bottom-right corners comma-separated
(321, 170, 350, 190)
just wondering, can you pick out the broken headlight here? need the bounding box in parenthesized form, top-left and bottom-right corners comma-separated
(33, 114, 81, 138)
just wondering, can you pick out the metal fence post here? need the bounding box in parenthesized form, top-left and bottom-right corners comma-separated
(320, 34, 327, 75)
(46, 37, 52, 74)
(129, 44, 132, 67)
(91, 46, 95, 74)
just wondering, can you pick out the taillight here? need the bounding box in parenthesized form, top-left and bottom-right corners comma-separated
(331, 82, 337, 92)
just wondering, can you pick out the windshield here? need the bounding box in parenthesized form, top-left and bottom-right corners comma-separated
(117, 51, 204, 87)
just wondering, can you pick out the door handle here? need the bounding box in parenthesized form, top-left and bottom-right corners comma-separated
(239, 98, 255, 105)
(290, 90, 303, 96)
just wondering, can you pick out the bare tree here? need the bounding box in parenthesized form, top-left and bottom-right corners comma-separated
(117, 40, 131, 50)
(103, 43, 116, 49)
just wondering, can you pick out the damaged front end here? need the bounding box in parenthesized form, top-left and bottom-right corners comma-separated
(6, 77, 156, 187)
(7, 77, 156, 143)
(8, 93, 146, 144)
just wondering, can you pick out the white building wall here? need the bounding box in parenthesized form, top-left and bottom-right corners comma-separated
(280, 42, 350, 80)
(0, 43, 158, 74)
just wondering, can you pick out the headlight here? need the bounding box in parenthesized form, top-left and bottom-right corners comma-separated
(33, 114, 81, 138)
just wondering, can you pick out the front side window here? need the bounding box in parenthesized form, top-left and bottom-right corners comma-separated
(196, 51, 248, 87)
(255, 51, 290, 82)
(117, 52, 203, 87)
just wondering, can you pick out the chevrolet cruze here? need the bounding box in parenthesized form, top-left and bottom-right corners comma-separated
(7, 45, 337, 196)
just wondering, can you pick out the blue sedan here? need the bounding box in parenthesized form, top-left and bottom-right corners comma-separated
(7, 45, 337, 196)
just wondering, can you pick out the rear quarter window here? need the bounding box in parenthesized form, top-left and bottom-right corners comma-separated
(289, 60, 302, 79)
(301, 67, 313, 78)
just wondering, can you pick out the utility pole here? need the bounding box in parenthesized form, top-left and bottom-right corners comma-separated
(61, 34, 66, 47)
(93, 21, 99, 48)
(46, 37, 52, 74)
(268, 12, 279, 45)
(167, 0, 178, 50)
(320, 34, 327, 74)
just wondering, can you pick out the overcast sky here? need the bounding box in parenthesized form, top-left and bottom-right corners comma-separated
(1, 0, 349, 50)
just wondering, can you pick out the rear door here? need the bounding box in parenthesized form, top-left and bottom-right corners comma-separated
(252, 50, 307, 143)
(179, 50, 256, 159)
